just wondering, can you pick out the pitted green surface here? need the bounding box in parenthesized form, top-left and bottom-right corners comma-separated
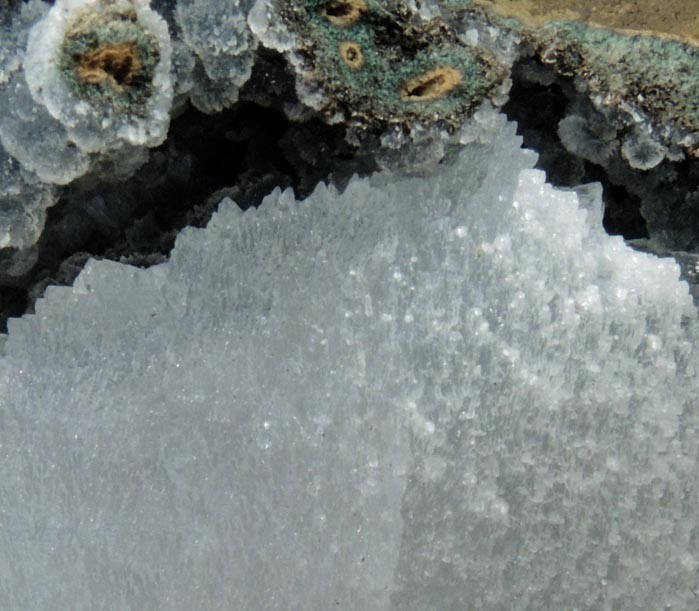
(281, 0, 507, 128)
(530, 22, 699, 133)
(273, 0, 699, 145)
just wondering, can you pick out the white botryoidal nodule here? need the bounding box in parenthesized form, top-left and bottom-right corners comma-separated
(24, 0, 174, 154)
(0, 145, 56, 251)
(0, 0, 48, 86)
(248, 0, 296, 53)
(0, 0, 92, 187)
(175, 0, 258, 113)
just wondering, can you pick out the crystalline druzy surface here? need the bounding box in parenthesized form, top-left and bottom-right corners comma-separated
(1, 114, 698, 609)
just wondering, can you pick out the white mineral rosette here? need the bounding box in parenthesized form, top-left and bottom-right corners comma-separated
(24, 0, 174, 154)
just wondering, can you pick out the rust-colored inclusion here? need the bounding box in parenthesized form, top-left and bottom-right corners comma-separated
(321, 0, 368, 28)
(77, 41, 143, 89)
(339, 41, 365, 70)
(474, 0, 699, 44)
(401, 67, 463, 102)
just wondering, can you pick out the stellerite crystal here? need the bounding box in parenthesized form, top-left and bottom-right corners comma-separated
(1, 112, 698, 609)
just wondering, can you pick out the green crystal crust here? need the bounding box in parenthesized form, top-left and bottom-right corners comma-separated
(59, 8, 161, 116)
(441, 1, 699, 150)
(280, 0, 507, 129)
(251, 0, 699, 150)
(530, 22, 699, 137)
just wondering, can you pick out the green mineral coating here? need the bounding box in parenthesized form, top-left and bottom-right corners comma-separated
(284, 0, 507, 128)
(434, 1, 699, 136)
(533, 22, 699, 134)
(281, 0, 699, 141)
(59, 9, 160, 116)
(434, 1, 699, 138)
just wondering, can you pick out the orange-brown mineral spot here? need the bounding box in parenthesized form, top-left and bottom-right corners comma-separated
(473, 0, 699, 44)
(321, 0, 368, 28)
(401, 67, 463, 102)
(339, 41, 365, 70)
(77, 41, 143, 89)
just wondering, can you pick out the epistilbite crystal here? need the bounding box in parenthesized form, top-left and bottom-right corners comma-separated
(1, 113, 699, 609)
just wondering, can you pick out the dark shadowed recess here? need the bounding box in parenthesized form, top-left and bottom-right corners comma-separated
(0, 54, 375, 332)
(2, 52, 699, 332)
(502, 59, 650, 241)
(503, 58, 699, 303)
(503, 58, 699, 249)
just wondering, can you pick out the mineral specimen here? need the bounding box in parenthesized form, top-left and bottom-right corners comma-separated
(2, 111, 699, 610)
(1, 1, 699, 608)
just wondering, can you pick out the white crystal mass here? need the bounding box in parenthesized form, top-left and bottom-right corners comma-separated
(1, 115, 698, 609)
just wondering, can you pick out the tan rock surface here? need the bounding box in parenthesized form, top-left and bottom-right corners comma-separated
(474, 0, 699, 44)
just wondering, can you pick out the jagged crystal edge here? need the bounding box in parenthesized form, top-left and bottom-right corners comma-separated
(1, 113, 698, 609)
